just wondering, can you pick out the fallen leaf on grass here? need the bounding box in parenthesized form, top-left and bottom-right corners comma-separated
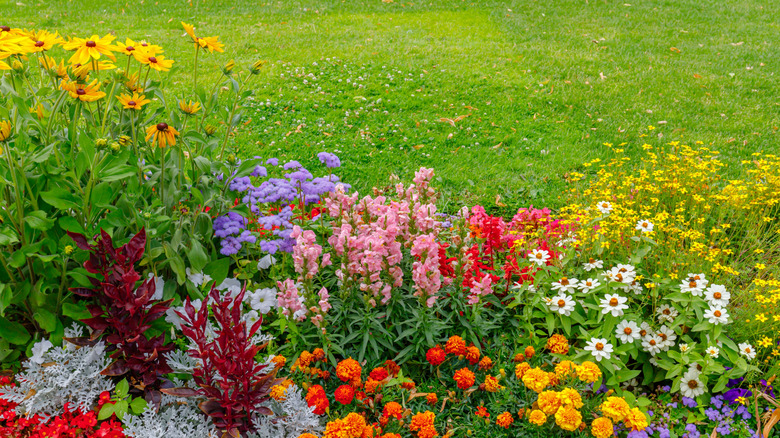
(670, 47, 681, 53)
(439, 114, 470, 126)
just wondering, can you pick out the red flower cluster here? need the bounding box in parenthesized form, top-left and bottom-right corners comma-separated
(305, 384, 329, 415)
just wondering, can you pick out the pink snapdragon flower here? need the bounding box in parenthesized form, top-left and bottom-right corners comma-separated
(411, 233, 442, 307)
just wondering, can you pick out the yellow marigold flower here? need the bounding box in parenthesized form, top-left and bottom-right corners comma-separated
(483, 375, 502, 392)
(591, 417, 614, 438)
(270, 354, 285, 368)
(117, 92, 151, 110)
(197, 35, 224, 53)
(27, 30, 62, 52)
(528, 410, 547, 426)
(514, 362, 531, 380)
(62, 34, 117, 65)
(555, 360, 576, 378)
(61, 79, 106, 102)
(134, 51, 174, 72)
(537, 391, 561, 415)
(546, 334, 570, 354)
(521, 367, 550, 393)
(558, 388, 583, 409)
(0, 120, 11, 142)
(145, 122, 179, 148)
(575, 361, 602, 384)
(496, 412, 513, 429)
(554, 405, 582, 431)
(600, 396, 630, 422)
(624, 407, 649, 431)
(178, 99, 202, 115)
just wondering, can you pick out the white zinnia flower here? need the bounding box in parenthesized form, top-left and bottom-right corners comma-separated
(599, 293, 629, 317)
(656, 304, 679, 324)
(249, 287, 278, 314)
(656, 325, 677, 351)
(615, 320, 641, 344)
(529, 249, 551, 266)
(551, 277, 579, 293)
(578, 278, 601, 293)
(635, 219, 654, 233)
(703, 306, 729, 325)
(29, 339, 53, 365)
(548, 294, 576, 316)
(738, 342, 756, 360)
(704, 284, 730, 307)
(584, 338, 613, 362)
(679, 369, 706, 398)
(642, 334, 663, 355)
(706, 346, 720, 358)
(583, 258, 603, 272)
(597, 201, 613, 214)
(679, 343, 690, 353)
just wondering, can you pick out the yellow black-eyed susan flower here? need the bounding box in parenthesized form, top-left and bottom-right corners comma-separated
(60, 79, 106, 102)
(62, 34, 117, 65)
(145, 122, 179, 148)
(178, 99, 201, 115)
(134, 52, 174, 72)
(0, 120, 11, 142)
(117, 92, 151, 110)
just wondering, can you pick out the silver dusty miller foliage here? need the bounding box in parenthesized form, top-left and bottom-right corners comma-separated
(249, 385, 323, 438)
(0, 324, 114, 420)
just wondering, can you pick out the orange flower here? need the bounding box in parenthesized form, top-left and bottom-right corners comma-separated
(297, 351, 314, 368)
(546, 334, 570, 354)
(270, 355, 286, 369)
(555, 360, 576, 378)
(401, 380, 416, 390)
(478, 356, 493, 370)
(554, 405, 582, 431)
(426, 393, 438, 405)
(528, 410, 547, 426)
(410, 411, 437, 438)
(312, 348, 326, 361)
(521, 367, 550, 393)
(537, 390, 561, 415)
(576, 361, 602, 384)
(591, 417, 614, 438)
(453, 368, 475, 390)
(364, 378, 381, 394)
(600, 396, 630, 422)
(445, 336, 466, 355)
(323, 412, 366, 438)
(624, 407, 649, 431)
(483, 375, 502, 392)
(426, 346, 446, 366)
(334, 384, 355, 405)
(513, 353, 526, 362)
(475, 406, 489, 418)
(305, 384, 329, 415)
(269, 379, 292, 401)
(382, 401, 403, 420)
(465, 345, 480, 365)
(336, 358, 362, 384)
(384, 360, 400, 376)
(369, 367, 389, 381)
(525, 345, 536, 359)
(496, 412, 513, 429)
(559, 388, 584, 409)
(514, 362, 531, 379)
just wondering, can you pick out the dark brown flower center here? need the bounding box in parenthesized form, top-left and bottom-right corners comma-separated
(156, 123, 168, 131)
(557, 299, 566, 308)
(689, 281, 697, 288)
(745, 348, 751, 353)
(560, 278, 569, 286)
(659, 333, 667, 341)
(86, 40, 97, 47)
(615, 273, 624, 281)
(640, 329, 647, 337)
(642, 222, 648, 227)
(663, 309, 671, 315)
(126, 46, 135, 51)
(76, 89, 86, 95)
(649, 339, 656, 346)
(128, 100, 136, 106)
(697, 364, 703, 371)
(589, 258, 595, 263)
(1, 26, 10, 32)
(35, 41, 44, 47)
(149, 56, 158, 63)
(141, 42, 149, 46)
(687, 380, 698, 389)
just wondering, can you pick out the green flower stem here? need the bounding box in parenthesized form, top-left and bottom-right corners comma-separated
(100, 81, 118, 136)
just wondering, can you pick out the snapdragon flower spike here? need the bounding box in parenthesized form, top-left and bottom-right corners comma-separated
(169, 284, 280, 436)
(66, 229, 173, 402)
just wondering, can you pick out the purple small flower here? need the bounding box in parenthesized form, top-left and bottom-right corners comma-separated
(661, 385, 671, 392)
(317, 152, 341, 168)
(283, 160, 302, 170)
(266, 157, 279, 166)
(229, 176, 252, 192)
(682, 397, 698, 408)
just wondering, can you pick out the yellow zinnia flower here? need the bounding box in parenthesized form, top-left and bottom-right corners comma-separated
(145, 123, 179, 148)
(61, 79, 106, 102)
(0, 120, 11, 142)
(62, 34, 117, 65)
(178, 99, 201, 115)
(27, 30, 62, 52)
(134, 52, 174, 72)
(117, 92, 151, 110)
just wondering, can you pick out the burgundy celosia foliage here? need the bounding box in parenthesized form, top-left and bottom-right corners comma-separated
(168, 285, 279, 437)
(67, 229, 173, 399)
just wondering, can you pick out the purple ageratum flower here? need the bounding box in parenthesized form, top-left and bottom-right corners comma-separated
(627, 431, 648, 438)
(657, 427, 670, 438)
(251, 165, 267, 177)
(684, 423, 700, 438)
(716, 424, 731, 435)
(317, 152, 341, 168)
(283, 160, 302, 170)
(266, 158, 279, 166)
(666, 402, 678, 409)
(682, 397, 698, 408)
(213, 211, 247, 238)
(711, 395, 724, 409)
(285, 167, 313, 182)
(705, 407, 722, 421)
(229, 176, 253, 192)
(661, 385, 671, 392)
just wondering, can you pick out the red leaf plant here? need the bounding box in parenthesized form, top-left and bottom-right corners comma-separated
(67, 229, 174, 404)
(163, 284, 281, 438)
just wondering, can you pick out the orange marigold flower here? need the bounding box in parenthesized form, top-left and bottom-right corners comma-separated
(576, 361, 602, 384)
(445, 335, 466, 356)
(401, 380, 416, 390)
(515, 362, 531, 379)
(624, 407, 649, 431)
(555, 360, 576, 378)
(270, 355, 286, 369)
(453, 368, 475, 390)
(269, 379, 293, 401)
(335, 384, 355, 405)
(559, 388, 584, 409)
(496, 412, 513, 429)
(299, 434, 318, 438)
(483, 375, 502, 392)
(361, 425, 376, 438)
(521, 367, 550, 393)
(313, 348, 326, 361)
(336, 358, 362, 384)
(547, 372, 560, 386)
(305, 384, 329, 415)
(517, 408, 526, 418)
(554, 405, 582, 431)
(410, 411, 437, 437)
(319, 369, 331, 380)
(365, 378, 382, 394)
(382, 401, 403, 420)
(528, 410, 547, 426)
(370, 367, 389, 381)
(426, 346, 446, 366)
(465, 345, 481, 365)
(600, 396, 631, 422)
(478, 356, 493, 370)
(298, 350, 314, 367)
(426, 393, 438, 405)
(378, 434, 402, 438)
(384, 360, 400, 376)
(537, 390, 561, 415)
(591, 417, 614, 438)
(513, 353, 525, 363)
(323, 412, 366, 438)
(475, 406, 489, 418)
(524, 345, 536, 359)
(546, 334, 570, 354)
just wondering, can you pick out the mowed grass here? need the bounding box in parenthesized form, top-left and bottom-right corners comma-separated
(7, 0, 780, 212)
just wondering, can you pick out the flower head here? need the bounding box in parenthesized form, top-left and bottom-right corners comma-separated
(145, 122, 179, 148)
(453, 368, 475, 390)
(61, 79, 106, 102)
(584, 338, 613, 362)
(0, 120, 11, 142)
(117, 92, 150, 110)
(591, 417, 614, 438)
(62, 34, 117, 64)
(554, 405, 582, 431)
(178, 99, 201, 115)
(528, 410, 547, 426)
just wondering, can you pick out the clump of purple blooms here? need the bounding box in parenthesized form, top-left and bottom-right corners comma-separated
(213, 153, 349, 256)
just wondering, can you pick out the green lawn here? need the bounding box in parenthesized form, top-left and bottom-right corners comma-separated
(7, 0, 780, 212)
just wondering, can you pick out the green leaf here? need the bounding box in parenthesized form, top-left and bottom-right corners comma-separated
(25, 210, 55, 231)
(115, 379, 129, 398)
(33, 308, 57, 333)
(62, 302, 92, 320)
(130, 397, 148, 414)
(98, 403, 115, 421)
(40, 187, 81, 210)
(113, 400, 129, 420)
(0, 316, 31, 344)
(203, 257, 231, 286)
(187, 240, 209, 272)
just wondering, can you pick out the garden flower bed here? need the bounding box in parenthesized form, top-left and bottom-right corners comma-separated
(1, 21, 780, 438)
